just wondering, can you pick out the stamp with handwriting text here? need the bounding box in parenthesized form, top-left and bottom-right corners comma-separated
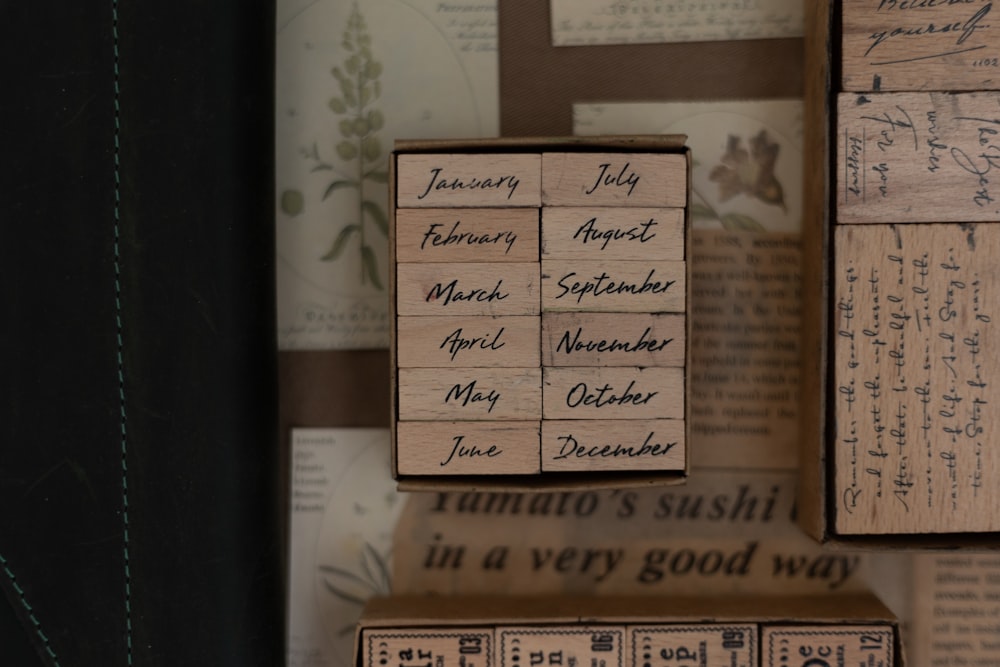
(397, 154, 541, 208)
(542, 153, 687, 207)
(841, 0, 1000, 92)
(396, 421, 541, 475)
(629, 624, 757, 667)
(833, 223, 1000, 534)
(762, 625, 893, 667)
(541, 312, 685, 367)
(542, 419, 685, 472)
(543, 366, 684, 421)
(396, 262, 540, 317)
(541, 260, 686, 313)
(397, 315, 540, 368)
(364, 629, 494, 667)
(541, 207, 684, 261)
(398, 367, 542, 422)
(837, 91, 1000, 223)
(499, 626, 624, 667)
(396, 208, 540, 263)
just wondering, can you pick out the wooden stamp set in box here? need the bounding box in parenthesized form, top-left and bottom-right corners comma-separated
(802, 1, 1000, 544)
(355, 595, 901, 667)
(389, 137, 690, 488)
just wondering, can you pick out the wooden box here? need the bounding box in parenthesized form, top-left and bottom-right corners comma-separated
(353, 594, 904, 667)
(389, 137, 691, 491)
(801, 1, 1000, 546)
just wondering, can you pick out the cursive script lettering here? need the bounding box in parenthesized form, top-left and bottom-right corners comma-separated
(440, 326, 506, 362)
(555, 269, 674, 303)
(556, 326, 671, 356)
(421, 220, 517, 254)
(445, 380, 500, 412)
(584, 162, 640, 197)
(440, 435, 501, 467)
(426, 279, 508, 306)
(553, 431, 676, 460)
(572, 217, 657, 249)
(416, 166, 520, 200)
(566, 380, 658, 408)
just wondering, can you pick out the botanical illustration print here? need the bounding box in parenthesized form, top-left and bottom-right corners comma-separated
(275, 0, 498, 349)
(691, 130, 786, 232)
(282, 2, 389, 289)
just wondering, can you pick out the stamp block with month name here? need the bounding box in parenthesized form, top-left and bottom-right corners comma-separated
(392, 140, 689, 482)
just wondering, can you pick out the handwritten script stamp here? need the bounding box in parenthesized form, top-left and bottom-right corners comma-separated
(841, 0, 1000, 92)
(838, 91, 1000, 223)
(834, 223, 1000, 534)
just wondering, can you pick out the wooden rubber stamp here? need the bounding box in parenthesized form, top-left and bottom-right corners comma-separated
(629, 625, 756, 667)
(499, 626, 624, 667)
(363, 629, 494, 667)
(762, 625, 893, 667)
(390, 138, 689, 484)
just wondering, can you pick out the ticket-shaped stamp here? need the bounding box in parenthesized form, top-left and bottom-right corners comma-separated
(762, 625, 893, 667)
(364, 629, 494, 667)
(499, 626, 624, 667)
(629, 624, 757, 667)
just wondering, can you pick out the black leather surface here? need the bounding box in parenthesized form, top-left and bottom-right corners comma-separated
(1, 2, 282, 664)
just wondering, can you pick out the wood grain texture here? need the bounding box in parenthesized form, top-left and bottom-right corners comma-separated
(396, 421, 541, 475)
(541, 260, 685, 313)
(543, 366, 684, 420)
(833, 223, 1000, 534)
(396, 208, 540, 263)
(541, 419, 684, 472)
(761, 625, 893, 667)
(541, 207, 684, 260)
(841, 0, 1000, 92)
(396, 154, 541, 208)
(541, 312, 685, 367)
(363, 628, 495, 667)
(541, 152, 687, 207)
(398, 367, 542, 421)
(397, 262, 540, 316)
(498, 626, 625, 667)
(629, 625, 757, 667)
(397, 315, 540, 368)
(837, 91, 1000, 223)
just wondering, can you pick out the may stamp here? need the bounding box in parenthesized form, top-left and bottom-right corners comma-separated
(391, 138, 689, 484)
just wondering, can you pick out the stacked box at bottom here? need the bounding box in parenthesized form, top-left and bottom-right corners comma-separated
(355, 596, 903, 667)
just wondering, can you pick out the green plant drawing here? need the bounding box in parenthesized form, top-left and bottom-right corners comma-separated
(690, 130, 786, 232)
(281, 1, 388, 289)
(319, 541, 392, 637)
